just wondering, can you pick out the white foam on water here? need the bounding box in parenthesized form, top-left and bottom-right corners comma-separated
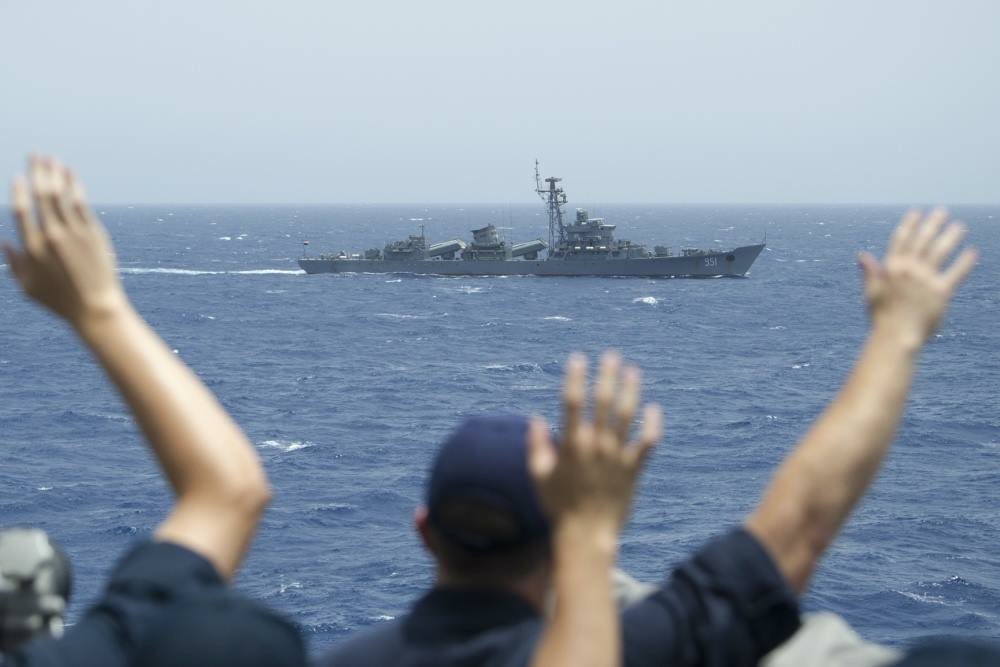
(633, 296, 658, 305)
(385, 278, 402, 283)
(260, 439, 312, 453)
(484, 362, 542, 373)
(278, 581, 303, 594)
(543, 316, 572, 321)
(373, 615, 396, 622)
(37, 486, 53, 492)
(897, 591, 948, 605)
(791, 363, 811, 369)
(231, 269, 303, 275)
(120, 268, 304, 276)
(218, 236, 232, 241)
(375, 312, 427, 320)
(122, 268, 217, 275)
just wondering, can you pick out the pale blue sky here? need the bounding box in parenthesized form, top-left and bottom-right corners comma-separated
(1, 0, 998, 203)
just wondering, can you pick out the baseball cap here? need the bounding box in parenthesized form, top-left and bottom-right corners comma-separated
(427, 415, 550, 552)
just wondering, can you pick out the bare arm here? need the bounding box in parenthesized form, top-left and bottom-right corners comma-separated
(4, 157, 269, 580)
(528, 352, 662, 667)
(746, 209, 977, 593)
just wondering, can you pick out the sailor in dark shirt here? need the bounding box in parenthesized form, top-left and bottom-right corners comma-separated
(319, 415, 798, 667)
(2, 540, 304, 667)
(3, 157, 302, 666)
(320, 209, 977, 667)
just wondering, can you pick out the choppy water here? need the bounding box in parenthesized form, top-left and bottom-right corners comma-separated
(1, 203, 998, 653)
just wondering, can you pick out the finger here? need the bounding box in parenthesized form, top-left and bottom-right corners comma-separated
(592, 350, 621, 437)
(615, 364, 640, 445)
(926, 222, 966, 268)
(2, 244, 25, 281)
(626, 404, 662, 469)
(526, 417, 556, 481)
(910, 207, 949, 258)
(11, 177, 42, 254)
(941, 247, 978, 292)
(30, 156, 64, 232)
(562, 353, 586, 443)
(66, 169, 98, 226)
(857, 251, 882, 288)
(888, 209, 921, 257)
(51, 162, 80, 229)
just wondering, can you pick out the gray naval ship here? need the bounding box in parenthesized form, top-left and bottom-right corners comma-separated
(299, 164, 765, 277)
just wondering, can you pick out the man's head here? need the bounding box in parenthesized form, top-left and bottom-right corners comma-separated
(0, 528, 72, 653)
(416, 415, 552, 594)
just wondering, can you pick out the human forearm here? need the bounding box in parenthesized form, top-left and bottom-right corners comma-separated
(528, 354, 660, 667)
(748, 327, 916, 591)
(532, 518, 619, 667)
(746, 209, 976, 594)
(76, 304, 264, 495)
(75, 303, 269, 575)
(7, 159, 270, 580)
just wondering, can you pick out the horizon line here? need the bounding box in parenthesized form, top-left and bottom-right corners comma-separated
(77, 201, 1000, 208)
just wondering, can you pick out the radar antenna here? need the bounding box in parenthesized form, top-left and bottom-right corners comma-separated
(535, 160, 568, 256)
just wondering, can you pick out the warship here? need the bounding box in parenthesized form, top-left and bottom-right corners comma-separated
(298, 164, 765, 277)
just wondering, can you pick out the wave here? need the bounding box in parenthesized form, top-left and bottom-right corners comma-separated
(632, 296, 658, 305)
(896, 591, 948, 606)
(484, 362, 542, 373)
(543, 316, 572, 321)
(259, 439, 313, 453)
(120, 268, 304, 276)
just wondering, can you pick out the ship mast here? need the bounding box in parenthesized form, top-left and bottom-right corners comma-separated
(535, 160, 568, 255)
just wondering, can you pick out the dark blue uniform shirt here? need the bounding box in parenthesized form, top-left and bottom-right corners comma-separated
(318, 529, 801, 667)
(4, 541, 223, 667)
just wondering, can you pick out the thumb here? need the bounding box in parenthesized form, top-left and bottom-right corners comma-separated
(526, 417, 556, 482)
(857, 251, 883, 295)
(2, 244, 25, 282)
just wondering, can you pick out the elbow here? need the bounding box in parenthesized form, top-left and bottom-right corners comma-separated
(210, 465, 272, 519)
(238, 469, 272, 518)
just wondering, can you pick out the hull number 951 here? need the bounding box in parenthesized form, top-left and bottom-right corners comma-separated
(703, 256, 718, 268)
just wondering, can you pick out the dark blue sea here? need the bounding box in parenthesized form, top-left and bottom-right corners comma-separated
(1, 203, 998, 654)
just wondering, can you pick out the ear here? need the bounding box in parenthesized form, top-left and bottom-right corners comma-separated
(414, 506, 434, 554)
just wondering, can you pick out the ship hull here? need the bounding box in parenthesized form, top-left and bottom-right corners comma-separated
(299, 243, 764, 278)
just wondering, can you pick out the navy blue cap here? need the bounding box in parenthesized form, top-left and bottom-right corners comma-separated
(427, 415, 550, 552)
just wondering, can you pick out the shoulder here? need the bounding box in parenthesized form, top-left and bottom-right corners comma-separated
(317, 618, 406, 667)
(9, 541, 225, 667)
(104, 539, 223, 595)
(622, 528, 800, 667)
(318, 615, 540, 667)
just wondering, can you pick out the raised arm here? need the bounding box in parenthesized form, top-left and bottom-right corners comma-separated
(746, 209, 977, 593)
(528, 352, 662, 667)
(4, 157, 269, 580)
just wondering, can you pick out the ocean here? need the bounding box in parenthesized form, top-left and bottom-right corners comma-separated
(1, 203, 998, 654)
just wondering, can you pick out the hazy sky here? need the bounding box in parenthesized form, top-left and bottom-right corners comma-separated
(1, 0, 998, 203)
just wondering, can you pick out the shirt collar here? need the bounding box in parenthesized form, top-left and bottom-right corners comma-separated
(404, 587, 539, 642)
